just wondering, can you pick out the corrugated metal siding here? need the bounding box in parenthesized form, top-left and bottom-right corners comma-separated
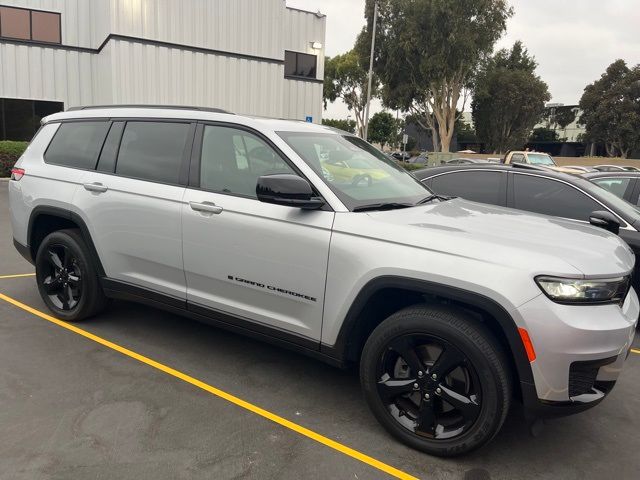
(108, 40, 284, 117)
(283, 79, 322, 122)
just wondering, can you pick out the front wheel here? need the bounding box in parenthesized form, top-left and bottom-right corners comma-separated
(360, 305, 512, 457)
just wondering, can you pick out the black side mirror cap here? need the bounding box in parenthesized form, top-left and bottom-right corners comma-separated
(589, 210, 620, 235)
(256, 174, 325, 210)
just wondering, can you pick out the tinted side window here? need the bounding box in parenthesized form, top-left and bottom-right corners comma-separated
(116, 122, 190, 184)
(512, 174, 601, 221)
(96, 122, 125, 173)
(591, 177, 632, 200)
(200, 125, 296, 198)
(45, 121, 110, 169)
(430, 171, 504, 205)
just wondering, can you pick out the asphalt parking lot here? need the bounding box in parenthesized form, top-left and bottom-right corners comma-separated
(1, 180, 639, 480)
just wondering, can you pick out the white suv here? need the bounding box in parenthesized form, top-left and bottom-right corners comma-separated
(9, 106, 639, 456)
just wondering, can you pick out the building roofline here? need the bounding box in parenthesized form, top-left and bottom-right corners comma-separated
(285, 5, 326, 18)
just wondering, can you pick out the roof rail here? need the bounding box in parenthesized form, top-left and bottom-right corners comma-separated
(66, 104, 234, 114)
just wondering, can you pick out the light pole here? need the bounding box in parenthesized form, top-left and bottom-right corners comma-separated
(363, 1, 378, 141)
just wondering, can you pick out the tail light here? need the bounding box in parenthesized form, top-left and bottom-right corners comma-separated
(10, 168, 25, 181)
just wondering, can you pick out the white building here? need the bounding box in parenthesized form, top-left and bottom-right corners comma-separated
(0, 0, 326, 140)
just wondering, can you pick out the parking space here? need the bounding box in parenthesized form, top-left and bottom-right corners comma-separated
(1, 180, 639, 479)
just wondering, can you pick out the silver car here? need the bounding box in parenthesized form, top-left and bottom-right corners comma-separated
(9, 106, 638, 457)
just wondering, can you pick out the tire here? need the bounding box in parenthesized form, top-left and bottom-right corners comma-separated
(35, 229, 108, 321)
(360, 304, 512, 457)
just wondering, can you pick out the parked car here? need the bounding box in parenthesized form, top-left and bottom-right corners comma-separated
(442, 157, 489, 165)
(414, 163, 640, 290)
(582, 171, 640, 206)
(622, 166, 640, 172)
(502, 151, 584, 174)
(9, 106, 638, 457)
(391, 151, 411, 161)
(407, 152, 429, 164)
(593, 165, 627, 172)
(564, 165, 598, 173)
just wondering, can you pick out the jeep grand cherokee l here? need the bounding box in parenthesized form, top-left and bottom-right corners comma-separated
(9, 106, 638, 457)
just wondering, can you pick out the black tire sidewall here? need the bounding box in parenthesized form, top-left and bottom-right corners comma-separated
(35, 230, 102, 321)
(360, 306, 510, 457)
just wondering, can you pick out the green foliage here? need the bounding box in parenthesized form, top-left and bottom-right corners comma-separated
(322, 118, 357, 134)
(472, 41, 550, 153)
(529, 127, 560, 142)
(367, 111, 397, 148)
(323, 51, 377, 137)
(579, 60, 640, 158)
(0, 141, 28, 177)
(359, 0, 512, 152)
(397, 161, 425, 171)
(455, 117, 478, 143)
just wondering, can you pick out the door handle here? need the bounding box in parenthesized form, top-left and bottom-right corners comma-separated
(83, 182, 108, 193)
(189, 201, 223, 214)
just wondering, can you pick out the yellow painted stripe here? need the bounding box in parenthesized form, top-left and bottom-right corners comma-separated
(0, 273, 35, 279)
(0, 292, 419, 480)
(631, 348, 640, 355)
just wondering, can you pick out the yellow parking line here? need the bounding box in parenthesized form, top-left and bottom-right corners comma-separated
(0, 273, 35, 279)
(0, 292, 419, 480)
(631, 348, 640, 355)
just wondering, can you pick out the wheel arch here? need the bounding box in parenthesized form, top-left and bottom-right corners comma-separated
(323, 276, 535, 393)
(28, 206, 105, 277)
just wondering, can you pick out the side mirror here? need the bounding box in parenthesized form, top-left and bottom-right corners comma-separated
(589, 210, 620, 235)
(256, 174, 325, 210)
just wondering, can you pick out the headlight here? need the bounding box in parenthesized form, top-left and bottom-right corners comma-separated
(535, 275, 631, 305)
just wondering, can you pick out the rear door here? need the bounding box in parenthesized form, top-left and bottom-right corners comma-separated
(181, 123, 334, 342)
(75, 119, 195, 300)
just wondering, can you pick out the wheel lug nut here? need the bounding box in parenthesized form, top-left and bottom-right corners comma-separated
(417, 371, 423, 377)
(436, 388, 442, 394)
(413, 383, 419, 389)
(424, 393, 430, 400)
(431, 373, 437, 380)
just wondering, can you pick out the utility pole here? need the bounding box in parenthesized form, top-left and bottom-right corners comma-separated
(363, 1, 378, 141)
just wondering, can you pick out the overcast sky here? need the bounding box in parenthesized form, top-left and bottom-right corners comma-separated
(287, 0, 640, 120)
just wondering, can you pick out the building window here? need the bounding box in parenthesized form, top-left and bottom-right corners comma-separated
(0, 98, 64, 141)
(0, 6, 61, 44)
(285, 51, 317, 79)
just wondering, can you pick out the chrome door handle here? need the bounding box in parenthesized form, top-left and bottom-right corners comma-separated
(189, 201, 223, 214)
(83, 182, 108, 193)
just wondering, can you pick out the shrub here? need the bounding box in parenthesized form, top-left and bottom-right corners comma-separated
(0, 141, 29, 177)
(398, 161, 426, 171)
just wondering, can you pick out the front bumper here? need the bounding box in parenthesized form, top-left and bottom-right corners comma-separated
(516, 287, 638, 415)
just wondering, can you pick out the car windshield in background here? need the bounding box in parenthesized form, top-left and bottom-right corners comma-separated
(277, 132, 431, 210)
(576, 177, 640, 221)
(527, 153, 555, 166)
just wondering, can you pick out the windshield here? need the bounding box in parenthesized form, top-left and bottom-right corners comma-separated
(528, 153, 556, 166)
(277, 132, 431, 210)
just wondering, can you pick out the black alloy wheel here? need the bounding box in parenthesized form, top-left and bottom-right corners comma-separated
(40, 244, 82, 310)
(376, 334, 481, 440)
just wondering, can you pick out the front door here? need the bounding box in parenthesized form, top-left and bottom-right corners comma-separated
(182, 123, 334, 342)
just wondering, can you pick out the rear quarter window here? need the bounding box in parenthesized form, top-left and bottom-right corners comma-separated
(44, 121, 110, 170)
(430, 171, 504, 205)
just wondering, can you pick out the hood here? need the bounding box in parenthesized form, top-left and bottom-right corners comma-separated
(341, 198, 635, 278)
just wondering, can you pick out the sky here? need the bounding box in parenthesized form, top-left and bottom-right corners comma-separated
(286, 0, 640, 120)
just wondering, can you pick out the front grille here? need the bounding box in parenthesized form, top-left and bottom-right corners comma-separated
(568, 356, 617, 397)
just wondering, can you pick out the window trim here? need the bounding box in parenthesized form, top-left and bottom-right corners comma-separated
(188, 121, 332, 210)
(284, 50, 318, 81)
(508, 171, 633, 230)
(0, 4, 61, 45)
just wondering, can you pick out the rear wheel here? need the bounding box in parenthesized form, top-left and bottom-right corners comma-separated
(360, 305, 512, 457)
(35, 229, 107, 321)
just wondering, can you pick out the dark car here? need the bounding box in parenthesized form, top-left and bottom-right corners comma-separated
(413, 163, 640, 288)
(583, 171, 640, 207)
(391, 151, 411, 161)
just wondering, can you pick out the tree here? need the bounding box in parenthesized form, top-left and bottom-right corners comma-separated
(472, 41, 550, 153)
(322, 118, 357, 134)
(529, 127, 559, 142)
(454, 116, 478, 144)
(358, 0, 512, 152)
(323, 50, 377, 138)
(367, 111, 397, 148)
(579, 60, 640, 158)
